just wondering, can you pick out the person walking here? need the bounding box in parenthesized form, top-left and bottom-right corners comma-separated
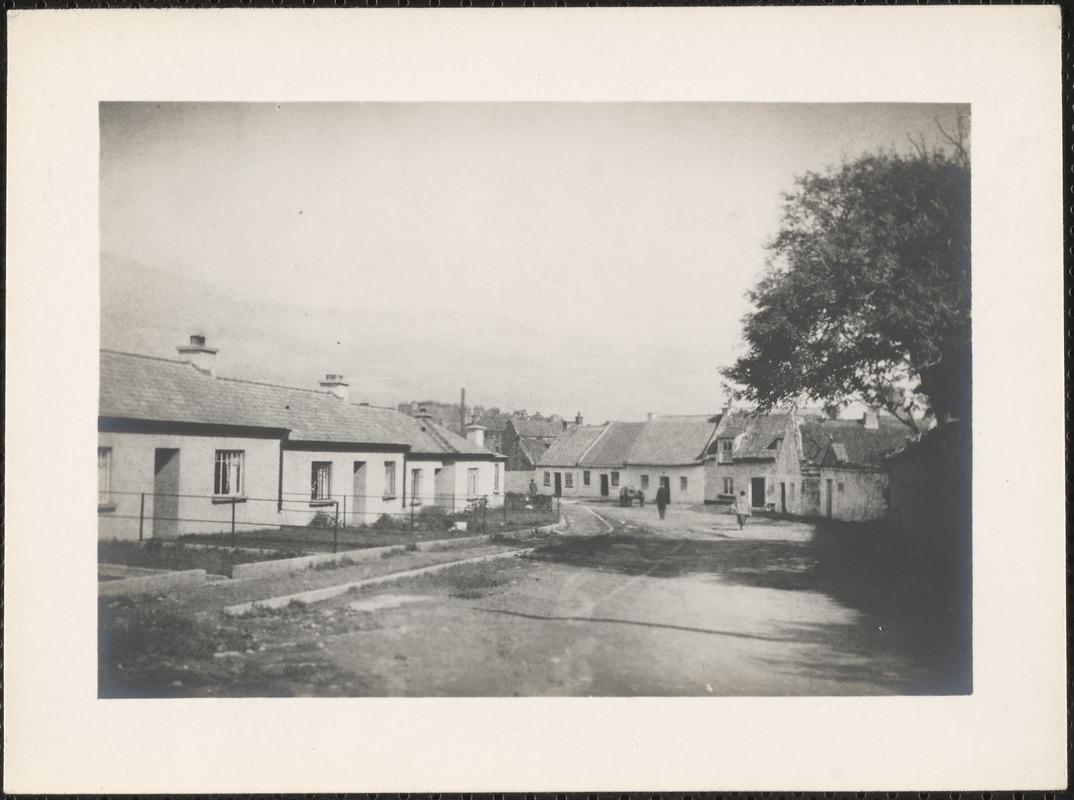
(655, 483, 669, 520)
(734, 489, 751, 530)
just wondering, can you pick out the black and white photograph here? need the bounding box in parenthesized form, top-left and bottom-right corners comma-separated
(96, 101, 973, 699)
(5, 8, 1065, 794)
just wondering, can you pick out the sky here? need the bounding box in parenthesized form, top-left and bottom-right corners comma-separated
(100, 102, 968, 422)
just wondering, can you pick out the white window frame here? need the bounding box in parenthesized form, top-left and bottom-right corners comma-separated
(680, 476, 688, 491)
(493, 463, 501, 494)
(411, 468, 424, 505)
(214, 450, 245, 496)
(583, 470, 591, 486)
(610, 471, 620, 487)
(543, 471, 551, 487)
(640, 474, 649, 490)
(467, 467, 479, 497)
(565, 471, 574, 488)
(311, 461, 332, 501)
(723, 477, 734, 495)
(384, 461, 397, 498)
(719, 439, 733, 464)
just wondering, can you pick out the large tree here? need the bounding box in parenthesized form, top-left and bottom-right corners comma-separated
(722, 144, 970, 432)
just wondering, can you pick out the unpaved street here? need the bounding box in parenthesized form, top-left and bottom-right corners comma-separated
(101, 502, 970, 697)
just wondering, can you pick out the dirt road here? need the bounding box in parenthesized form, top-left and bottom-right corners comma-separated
(101, 502, 970, 697)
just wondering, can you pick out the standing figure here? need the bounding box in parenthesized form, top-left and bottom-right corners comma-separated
(528, 478, 538, 500)
(655, 484, 669, 519)
(734, 489, 751, 530)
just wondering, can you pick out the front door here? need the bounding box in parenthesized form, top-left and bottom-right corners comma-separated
(600, 474, 609, 497)
(751, 477, 765, 508)
(780, 482, 786, 514)
(660, 475, 671, 503)
(826, 479, 834, 518)
(554, 472, 562, 497)
(352, 461, 366, 526)
(153, 448, 180, 538)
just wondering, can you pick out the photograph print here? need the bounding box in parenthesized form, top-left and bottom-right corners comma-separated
(97, 101, 972, 698)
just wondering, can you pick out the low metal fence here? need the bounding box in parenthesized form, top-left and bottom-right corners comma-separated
(99, 490, 560, 553)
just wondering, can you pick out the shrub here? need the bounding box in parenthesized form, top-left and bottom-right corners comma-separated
(307, 510, 335, 528)
(371, 513, 401, 531)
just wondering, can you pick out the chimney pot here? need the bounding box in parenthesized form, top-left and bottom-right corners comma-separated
(319, 373, 350, 402)
(177, 334, 219, 376)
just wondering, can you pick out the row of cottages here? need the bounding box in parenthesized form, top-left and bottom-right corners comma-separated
(703, 408, 912, 520)
(98, 337, 506, 540)
(502, 416, 577, 471)
(535, 415, 719, 505)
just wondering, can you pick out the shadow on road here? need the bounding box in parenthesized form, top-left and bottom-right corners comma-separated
(527, 523, 971, 695)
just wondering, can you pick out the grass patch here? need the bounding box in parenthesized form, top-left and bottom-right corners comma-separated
(99, 539, 306, 577)
(309, 556, 357, 571)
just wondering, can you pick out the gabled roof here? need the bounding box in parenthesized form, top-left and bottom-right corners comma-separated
(536, 417, 718, 469)
(537, 425, 607, 468)
(802, 417, 910, 468)
(581, 422, 645, 467)
(509, 417, 568, 438)
(626, 415, 718, 466)
(100, 350, 498, 458)
(517, 436, 552, 465)
(732, 413, 794, 460)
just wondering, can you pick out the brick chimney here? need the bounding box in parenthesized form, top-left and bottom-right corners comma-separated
(177, 334, 218, 377)
(465, 423, 486, 449)
(862, 409, 879, 429)
(575, 412, 584, 426)
(319, 374, 349, 402)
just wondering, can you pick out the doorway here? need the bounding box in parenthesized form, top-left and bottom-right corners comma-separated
(352, 461, 367, 526)
(780, 482, 786, 514)
(750, 477, 766, 508)
(600, 474, 609, 497)
(554, 472, 562, 497)
(660, 475, 671, 503)
(826, 479, 834, 518)
(153, 448, 180, 538)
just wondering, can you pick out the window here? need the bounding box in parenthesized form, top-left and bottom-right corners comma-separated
(680, 476, 688, 491)
(774, 437, 784, 456)
(611, 471, 620, 487)
(98, 447, 113, 508)
(412, 468, 424, 504)
(467, 468, 479, 497)
(722, 477, 734, 495)
(384, 461, 397, 498)
(719, 439, 733, 464)
(641, 475, 650, 490)
(565, 472, 574, 488)
(838, 482, 845, 493)
(493, 463, 500, 494)
(214, 450, 244, 496)
(311, 461, 332, 501)
(543, 471, 551, 487)
(583, 471, 591, 486)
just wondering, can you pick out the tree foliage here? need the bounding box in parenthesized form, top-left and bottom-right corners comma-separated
(722, 145, 971, 432)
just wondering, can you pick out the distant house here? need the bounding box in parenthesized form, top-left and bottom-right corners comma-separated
(502, 416, 573, 471)
(535, 415, 718, 504)
(704, 408, 910, 520)
(99, 337, 505, 540)
(469, 408, 513, 455)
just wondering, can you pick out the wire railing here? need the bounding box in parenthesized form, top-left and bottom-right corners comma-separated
(98, 490, 560, 553)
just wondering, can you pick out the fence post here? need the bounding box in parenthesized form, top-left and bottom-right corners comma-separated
(483, 497, 487, 531)
(138, 493, 145, 541)
(333, 501, 339, 554)
(410, 501, 415, 533)
(342, 495, 347, 528)
(231, 500, 236, 548)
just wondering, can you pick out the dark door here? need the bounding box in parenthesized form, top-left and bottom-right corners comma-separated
(554, 472, 562, 497)
(780, 482, 786, 514)
(352, 461, 366, 526)
(751, 477, 765, 508)
(600, 474, 609, 496)
(153, 448, 180, 538)
(826, 479, 834, 518)
(660, 476, 671, 503)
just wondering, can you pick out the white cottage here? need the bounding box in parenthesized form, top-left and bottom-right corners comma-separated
(98, 338, 505, 539)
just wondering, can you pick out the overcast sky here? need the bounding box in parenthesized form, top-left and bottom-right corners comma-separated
(100, 102, 967, 422)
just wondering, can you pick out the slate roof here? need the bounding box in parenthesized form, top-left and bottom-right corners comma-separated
(626, 416, 718, 466)
(802, 417, 911, 468)
(517, 436, 552, 465)
(536, 417, 718, 469)
(100, 350, 498, 457)
(509, 418, 568, 438)
(732, 413, 795, 460)
(537, 425, 608, 467)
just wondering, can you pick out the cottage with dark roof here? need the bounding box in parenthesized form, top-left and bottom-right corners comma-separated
(98, 336, 505, 540)
(502, 416, 573, 472)
(703, 408, 911, 520)
(535, 415, 719, 504)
